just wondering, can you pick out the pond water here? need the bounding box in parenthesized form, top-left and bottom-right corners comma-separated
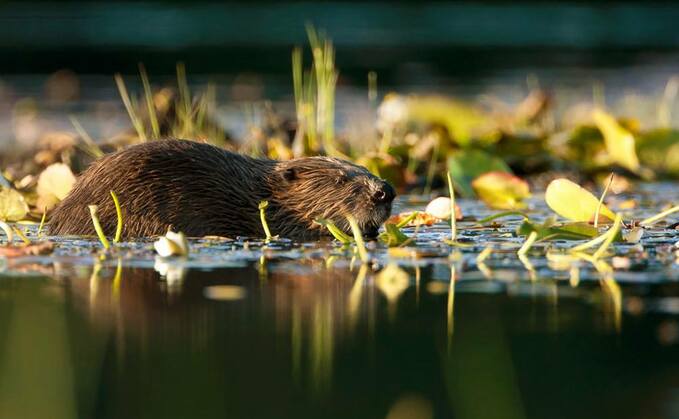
(0, 185, 677, 419)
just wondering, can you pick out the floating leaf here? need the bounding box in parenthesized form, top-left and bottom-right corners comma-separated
(36, 163, 76, 209)
(545, 178, 615, 223)
(386, 211, 437, 227)
(636, 128, 679, 176)
(447, 149, 511, 197)
(471, 171, 531, 210)
(379, 223, 411, 247)
(0, 188, 29, 221)
(518, 219, 601, 241)
(592, 108, 641, 173)
(405, 95, 498, 146)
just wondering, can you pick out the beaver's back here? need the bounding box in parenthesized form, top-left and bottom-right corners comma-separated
(49, 139, 274, 238)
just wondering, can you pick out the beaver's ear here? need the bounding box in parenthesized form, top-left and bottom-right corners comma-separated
(282, 168, 297, 182)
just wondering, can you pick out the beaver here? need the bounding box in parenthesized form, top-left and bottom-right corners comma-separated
(49, 139, 395, 240)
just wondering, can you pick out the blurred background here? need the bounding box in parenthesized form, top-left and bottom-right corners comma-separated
(3, 1, 679, 143)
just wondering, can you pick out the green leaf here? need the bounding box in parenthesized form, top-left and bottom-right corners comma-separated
(592, 109, 641, 173)
(545, 178, 615, 223)
(0, 188, 29, 222)
(379, 223, 411, 247)
(471, 171, 531, 210)
(517, 219, 600, 241)
(315, 218, 353, 244)
(447, 149, 511, 198)
(406, 96, 497, 146)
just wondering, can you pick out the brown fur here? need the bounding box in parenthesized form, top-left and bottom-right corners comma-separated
(48, 139, 395, 240)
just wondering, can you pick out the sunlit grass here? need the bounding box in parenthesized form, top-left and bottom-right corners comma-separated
(115, 63, 224, 144)
(292, 25, 345, 158)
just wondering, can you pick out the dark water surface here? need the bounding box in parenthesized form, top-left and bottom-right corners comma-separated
(0, 187, 678, 419)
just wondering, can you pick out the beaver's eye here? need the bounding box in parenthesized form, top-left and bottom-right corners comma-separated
(282, 168, 297, 181)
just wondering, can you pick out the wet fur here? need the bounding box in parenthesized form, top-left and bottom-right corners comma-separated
(49, 139, 394, 240)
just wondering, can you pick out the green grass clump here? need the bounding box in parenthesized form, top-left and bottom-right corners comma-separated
(115, 63, 224, 144)
(292, 25, 342, 158)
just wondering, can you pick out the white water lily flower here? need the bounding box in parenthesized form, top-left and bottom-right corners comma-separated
(153, 231, 189, 257)
(425, 197, 453, 220)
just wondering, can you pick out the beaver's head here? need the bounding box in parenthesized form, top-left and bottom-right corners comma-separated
(270, 157, 395, 239)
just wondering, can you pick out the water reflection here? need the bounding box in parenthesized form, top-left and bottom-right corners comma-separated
(0, 246, 676, 418)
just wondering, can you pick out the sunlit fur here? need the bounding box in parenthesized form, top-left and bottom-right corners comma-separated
(49, 139, 394, 240)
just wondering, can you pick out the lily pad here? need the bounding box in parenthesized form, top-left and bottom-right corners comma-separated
(447, 149, 512, 197)
(545, 178, 615, 223)
(471, 171, 531, 210)
(592, 109, 641, 173)
(0, 188, 29, 221)
(517, 219, 601, 241)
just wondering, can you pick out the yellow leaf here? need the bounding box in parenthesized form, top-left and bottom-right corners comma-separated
(545, 178, 615, 223)
(471, 172, 531, 210)
(592, 109, 640, 172)
(0, 188, 29, 221)
(37, 163, 76, 209)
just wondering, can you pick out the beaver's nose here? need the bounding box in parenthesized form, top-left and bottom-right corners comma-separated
(372, 182, 396, 204)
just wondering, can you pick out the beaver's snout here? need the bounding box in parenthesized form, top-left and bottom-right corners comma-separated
(372, 181, 396, 204)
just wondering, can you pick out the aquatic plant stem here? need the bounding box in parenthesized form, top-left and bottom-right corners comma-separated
(447, 171, 457, 242)
(640, 204, 679, 226)
(593, 213, 623, 260)
(346, 215, 369, 263)
(0, 221, 14, 244)
(37, 207, 47, 236)
(518, 231, 538, 256)
(110, 191, 123, 243)
(88, 205, 110, 250)
(258, 201, 273, 240)
(594, 173, 614, 228)
(12, 226, 30, 245)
